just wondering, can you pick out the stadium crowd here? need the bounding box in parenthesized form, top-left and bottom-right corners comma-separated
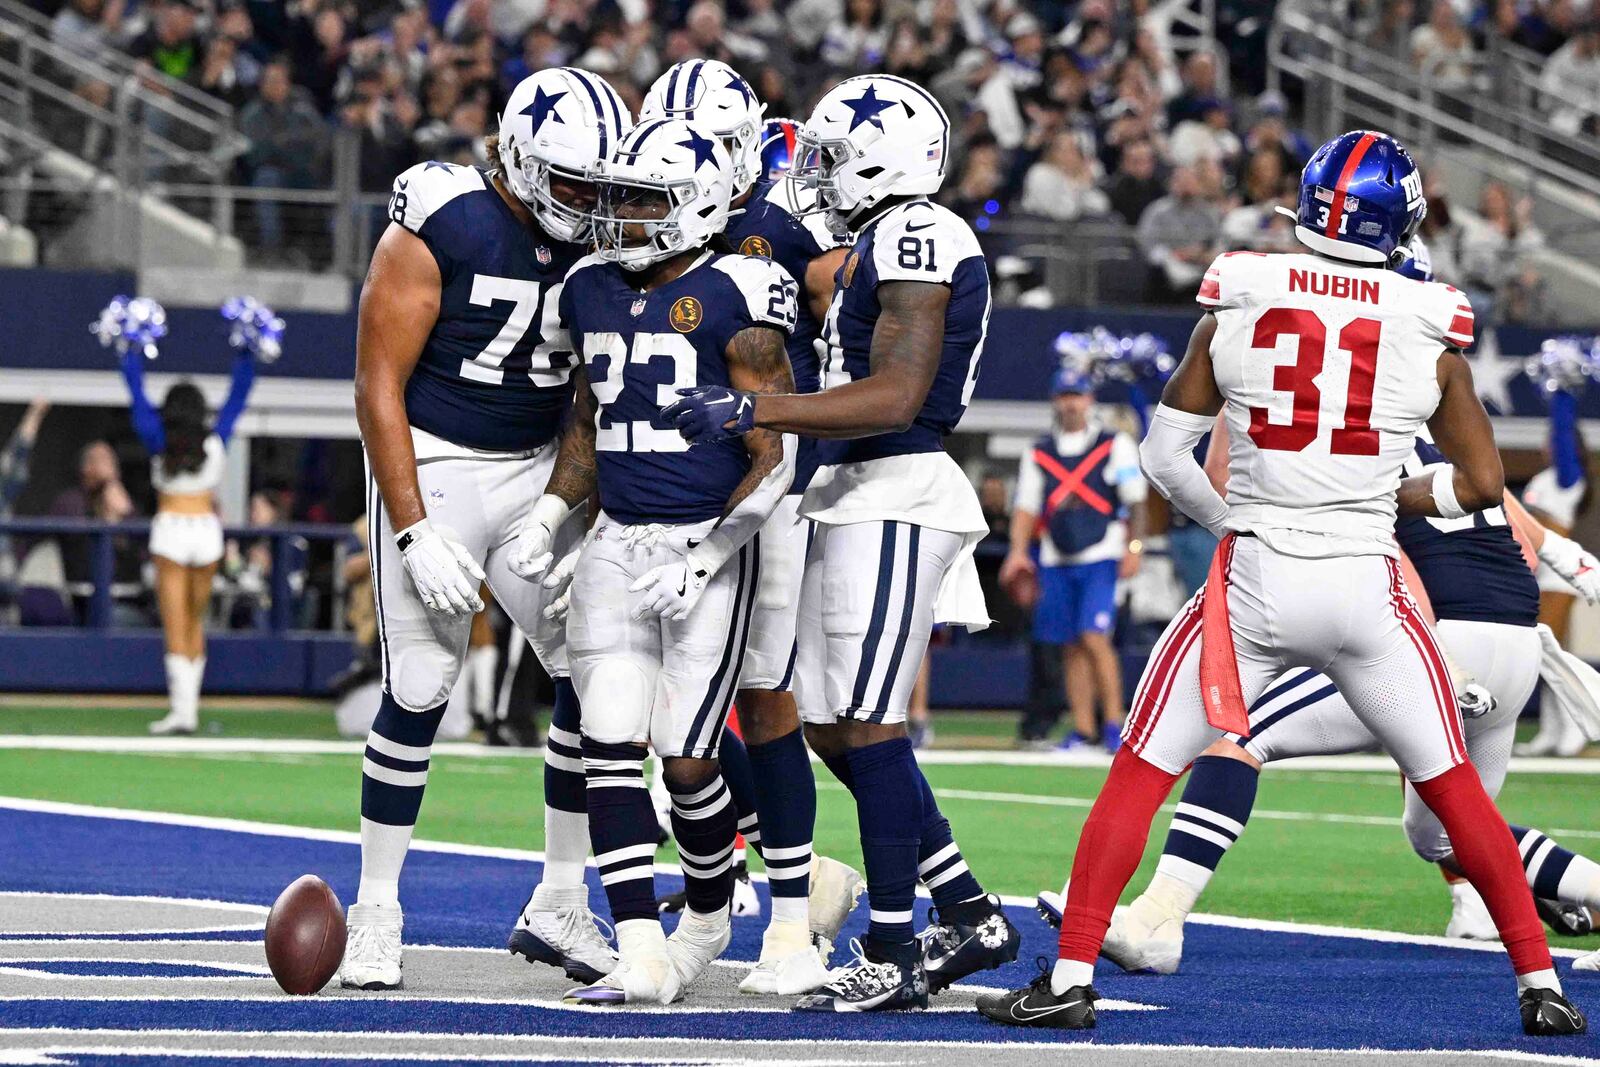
(19, 0, 1560, 317)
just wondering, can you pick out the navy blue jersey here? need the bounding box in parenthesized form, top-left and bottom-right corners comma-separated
(389, 161, 586, 452)
(561, 251, 798, 525)
(726, 176, 848, 494)
(818, 199, 990, 464)
(1395, 436, 1539, 626)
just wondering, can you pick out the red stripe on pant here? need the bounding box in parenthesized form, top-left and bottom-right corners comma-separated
(1386, 558, 1467, 764)
(1125, 599, 1203, 754)
(1058, 747, 1181, 965)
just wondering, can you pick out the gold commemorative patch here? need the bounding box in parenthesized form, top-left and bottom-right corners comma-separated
(841, 251, 859, 288)
(670, 295, 703, 333)
(740, 234, 773, 259)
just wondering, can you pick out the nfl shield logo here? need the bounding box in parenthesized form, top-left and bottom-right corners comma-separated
(630, 297, 647, 317)
(535, 246, 552, 266)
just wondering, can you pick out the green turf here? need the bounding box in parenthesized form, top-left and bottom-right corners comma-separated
(3, 744, 1596, 945)
(0, 704, 346, 739)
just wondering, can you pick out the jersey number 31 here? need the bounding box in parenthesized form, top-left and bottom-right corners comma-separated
(1248, 308, 1381, 457)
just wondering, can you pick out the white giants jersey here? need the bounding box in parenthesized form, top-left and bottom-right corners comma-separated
(1200, 250, 1475, 559)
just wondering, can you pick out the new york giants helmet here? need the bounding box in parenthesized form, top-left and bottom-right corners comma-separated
(791, 74, 949, 231)
(1290, 130, 1426, 266)
(1395, 236, 1434, 282)
(497, 67, 631, 243)
(591, 118, 735, 271)
(759, 117, 801, 182)
(639, 60, 766, 199)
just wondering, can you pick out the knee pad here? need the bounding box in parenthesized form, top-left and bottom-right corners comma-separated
(388, 645, 462, 712)
(575, 657, 653, 744)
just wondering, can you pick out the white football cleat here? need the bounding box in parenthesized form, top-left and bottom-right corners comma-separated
(1446, 881, 1500, 941)
(731, 869, 762, 917)
(665, 904, 732, 989)
(566, 919, 680, 1006)
(340, 902, 403, 990)
(508, 883, 618, 984)
(739, 918, 832, 994)
(1574, 949, 1600, 972)
(1101, 894, 1184, 975)
(808, 854, 865, 966)
(148, 712, 197, 736)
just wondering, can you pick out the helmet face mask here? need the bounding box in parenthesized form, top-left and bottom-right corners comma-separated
(590, 119, 734, 272)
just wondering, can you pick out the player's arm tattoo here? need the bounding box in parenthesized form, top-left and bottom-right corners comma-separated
(723, 325, 796, 518)
(1401, 349, 1505, 516)
(544, 364, 599, 508)
(751, 280, 947, 438)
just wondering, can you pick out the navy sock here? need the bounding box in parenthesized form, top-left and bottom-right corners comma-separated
(543, 678, 585, 815)
(822, 752, 854, 790)
(746, 728, 817, 911)
(361, 692, 446, 827)
(1511, 825, 1578, 899)
(667, 769, 738, 915)
(583, 738, 657, 923)
(843, 737, 923, 958)
(1158, 755, 1260, 882)
(718, 730, 762, 856)
(915, 768, 986, 912)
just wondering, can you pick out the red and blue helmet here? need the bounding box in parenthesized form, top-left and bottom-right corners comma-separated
(1292, 130, 1427, 266)
(759, 117, 799, 183)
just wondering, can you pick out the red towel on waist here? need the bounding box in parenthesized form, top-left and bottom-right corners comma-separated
(1199, 532, 1251, 736)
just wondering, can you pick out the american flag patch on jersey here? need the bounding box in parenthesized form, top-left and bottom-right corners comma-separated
(927, 146, 942, 161)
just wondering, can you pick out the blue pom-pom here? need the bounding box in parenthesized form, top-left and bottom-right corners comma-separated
(1526, 335, 1600, 398)
(90, 295, 167, 360)
(222, 296, 285, 363)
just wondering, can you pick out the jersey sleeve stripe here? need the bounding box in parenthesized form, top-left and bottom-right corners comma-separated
(1446, 313, 1474, 345)
(1197, 276, 1221, 304)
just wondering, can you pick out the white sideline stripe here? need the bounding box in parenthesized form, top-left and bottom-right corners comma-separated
(0, 1035, 1594, 1066)
(0, 891, 267, 916)
(0, 796, 1595, 961)
(3, 734, 1599, 777)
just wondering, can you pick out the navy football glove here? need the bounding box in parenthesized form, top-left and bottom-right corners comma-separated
(662, 386, 757, 444)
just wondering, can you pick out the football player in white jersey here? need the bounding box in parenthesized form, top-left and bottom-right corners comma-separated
(342, 67, 628, 991)
(638, 60, 861, 994)
(664, 74, 1020, 1012)
(977, 130, 1585, 1036)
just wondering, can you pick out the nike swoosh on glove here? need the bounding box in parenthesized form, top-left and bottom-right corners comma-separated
(629, 559, 711, 621)
(396, 518, 485, 617)
(661, 386, 757, 444)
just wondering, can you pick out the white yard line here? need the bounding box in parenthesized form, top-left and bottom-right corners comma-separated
(2, 734, 1596, 777)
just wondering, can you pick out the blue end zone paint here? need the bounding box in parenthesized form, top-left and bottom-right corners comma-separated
(3, 806, 1598, 1055)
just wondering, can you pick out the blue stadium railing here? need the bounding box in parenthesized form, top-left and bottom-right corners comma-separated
(0, 517, 351, 632)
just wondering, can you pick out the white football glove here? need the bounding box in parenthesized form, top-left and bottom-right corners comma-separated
(1538, 530, 1600, 605)
(629, 557, 711, 621)
(510, 494, 572, 581)
(395, 518, 484, 617)
(539, 533, 586, 623)
(1457, 681, 1496, 719)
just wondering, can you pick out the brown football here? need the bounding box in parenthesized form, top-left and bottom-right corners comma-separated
(264, 874, 346, 995)
(1003, 567, 1039, 610)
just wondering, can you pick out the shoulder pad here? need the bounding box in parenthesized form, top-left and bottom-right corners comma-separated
(870, 200, 981, 285)
(1197, 250, 1272, 310)
(389, 162, 487, 236)
(710, 254, 798, 334)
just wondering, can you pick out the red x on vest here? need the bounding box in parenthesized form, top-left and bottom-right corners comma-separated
(1034, 440, 1116, 529)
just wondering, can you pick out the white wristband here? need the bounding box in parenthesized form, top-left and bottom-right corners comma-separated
(1432, 464, 1467, 519)
(529, 493, 572, 532)
(394, 517, 433, 554)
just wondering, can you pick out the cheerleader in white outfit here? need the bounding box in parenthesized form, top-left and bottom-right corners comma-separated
(120, 341, 258, 735)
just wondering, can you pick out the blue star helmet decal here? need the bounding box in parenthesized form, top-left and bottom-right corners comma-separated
(422, 161, 456, 172)
(725, 73, 755, 106)
(842, 83, 895, 133)
(678, 129, 718, 170)
(522, 87, 567, 136)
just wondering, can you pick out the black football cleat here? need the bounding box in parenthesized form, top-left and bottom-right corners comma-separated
(1521, 988, 1588, 1036)
(976, 958, 1098, 1029)
(1537, 898, 1596, 937)
(794, 938, 929, 1013)
(919, 896, 1022, 993)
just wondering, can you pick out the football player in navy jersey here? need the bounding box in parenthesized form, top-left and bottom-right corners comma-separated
(638, 60, 857, 995)
(342, 67, 629, 991)
(510, 118, 800, 1006)
(664, 74, 1020, 1013)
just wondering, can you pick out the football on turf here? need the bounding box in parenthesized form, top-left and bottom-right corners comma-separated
(265, 874, 346, 995)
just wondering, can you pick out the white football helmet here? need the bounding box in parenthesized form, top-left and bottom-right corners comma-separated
(498, 67, 631, 243)
(592, 118, 735, 271)
(790, 74, 949, 231)
(639, 60, 765, 199)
